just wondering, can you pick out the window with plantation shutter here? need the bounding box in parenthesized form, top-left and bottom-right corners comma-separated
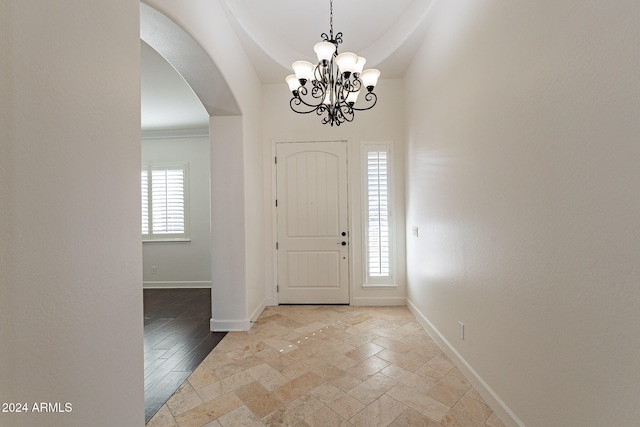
(363, 143, 393, 285)
(141, 164, 189, 241)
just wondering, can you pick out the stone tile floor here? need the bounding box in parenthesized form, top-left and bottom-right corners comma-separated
(147, 305, 506, 427)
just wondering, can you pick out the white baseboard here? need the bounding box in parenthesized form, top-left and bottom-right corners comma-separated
(249, 299, 267, 324)
(210, 318, 250, 332)
(210, 299, 266, 332)
(143, 281, 212, 289)
(406, 299, 525, 427)
(351, 296, 407, 306)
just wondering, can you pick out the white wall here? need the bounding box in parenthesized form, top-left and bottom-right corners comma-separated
(262, 79, 407, 307)
(210, 116, 248, 330)
(0, 1, 143, 426)
(143, 0, 265, 330)
(405, 1, 640, 425)
(142, 135, 212, 288)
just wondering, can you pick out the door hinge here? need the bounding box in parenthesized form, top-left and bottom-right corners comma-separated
(274, 156, 277, 164)
(277, 285, 279, 292)
(275, 199, 278, 207)
(276, 242, 279, 250)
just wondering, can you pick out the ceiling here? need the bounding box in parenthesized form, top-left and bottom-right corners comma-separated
(141, 0, 436, 131)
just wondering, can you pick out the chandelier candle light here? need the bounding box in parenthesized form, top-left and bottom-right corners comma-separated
(286, 0, 380, 126)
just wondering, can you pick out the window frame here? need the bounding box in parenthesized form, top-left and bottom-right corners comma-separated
(141, 163, 190, 243)
(361, 142, 395, 287)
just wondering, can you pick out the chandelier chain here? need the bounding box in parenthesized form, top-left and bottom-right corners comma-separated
(329, 0, 334, 40)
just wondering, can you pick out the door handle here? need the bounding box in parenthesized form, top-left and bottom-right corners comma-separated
(337, 241, 347, 246)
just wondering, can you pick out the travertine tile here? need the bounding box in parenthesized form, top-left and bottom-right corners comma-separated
(166, 381, 205, 417)
(222, 369, 255, 390)
(427, 367, 471, 406)
(234, 381, 269, 404)
(174, 393, 243, 427)
(345, 342, 384, 362)
(415, 353, 455, 382)
(313, 362, 347, 381)
(439, 368, 471, 395)
(408, 339, 442, 361)
(441, 395, 492, 427)
(315, 348, 359, 371)
(309, 382, 343, 404)
(217, 405, 264, 427)
(263, 394, 323, 427)
(264, 338, 299, 354)
(196, 380, 223, 403)
(304, 406, 352, 426)
(247, 363, 290, 391)
(350, 394, 407, 427)
(331, 372, 362, 392)
(397, 321, 422, 335)
(272, 372, 325, 403)
(187, 364, 220, 390)
(389, 408, 443, 427)
(343, 330, 380, 347)
(317, 336, 357, 354)
(484, 412, 507, 427)
(397, 370, 437, 395)
(427, 383, 463, 407)
(347, 355, 390, 381)
(146, 404, 178, 427)
(348, 372, 397, 405)
(377, 348, 425, 372)
(372, 336, 414, 353)
(463, 387, 483, 403)
(294, 321, 329, 335)
(386, 384, 450, 422)
(282, 357, 322, 380)
(327, 392, 366, 420)
(154, 306, 504, 427)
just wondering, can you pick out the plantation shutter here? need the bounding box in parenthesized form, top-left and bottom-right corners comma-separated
(141, 164, 189, 241)
(151, 167, 185, 234)
(141, 170, 149, 235)
(367, 150, 390, 277)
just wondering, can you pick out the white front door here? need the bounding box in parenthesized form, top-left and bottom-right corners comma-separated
(276, 141, 349, 304)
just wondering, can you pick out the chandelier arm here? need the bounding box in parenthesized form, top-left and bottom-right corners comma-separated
(294, 84, 326, 109)
(338, 103, 355, 122)
(351, 92, 378, 111)
(290, 97, 322, 114)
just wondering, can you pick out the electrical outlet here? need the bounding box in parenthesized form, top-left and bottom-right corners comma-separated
(151, 266, 157, 274)
(458, 321, 464, 340)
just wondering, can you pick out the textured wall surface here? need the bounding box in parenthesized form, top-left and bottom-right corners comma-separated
(0, 1, 144, 425)
(405, 1, 640, 425)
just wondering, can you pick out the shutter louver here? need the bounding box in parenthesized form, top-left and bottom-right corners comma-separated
(367, 151, 390, 277)
(141, 170, 149, 235)
(141, 164, 188, 241)
(151, 168, 185, 234)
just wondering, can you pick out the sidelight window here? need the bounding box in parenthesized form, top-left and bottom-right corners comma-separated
(363, 143, 393, 285)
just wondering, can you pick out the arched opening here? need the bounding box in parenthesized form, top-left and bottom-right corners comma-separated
(140, 3, 243, 421)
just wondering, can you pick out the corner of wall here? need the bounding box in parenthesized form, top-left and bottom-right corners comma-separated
(406, 298, 525, 427)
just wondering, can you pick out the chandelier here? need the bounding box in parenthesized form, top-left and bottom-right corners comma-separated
(285, 0, 380, 126)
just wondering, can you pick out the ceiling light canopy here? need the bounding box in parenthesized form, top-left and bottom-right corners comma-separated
(285, 0, 380, 126)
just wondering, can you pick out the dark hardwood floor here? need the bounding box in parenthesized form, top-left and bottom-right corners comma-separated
(144, 288, 226, 423)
